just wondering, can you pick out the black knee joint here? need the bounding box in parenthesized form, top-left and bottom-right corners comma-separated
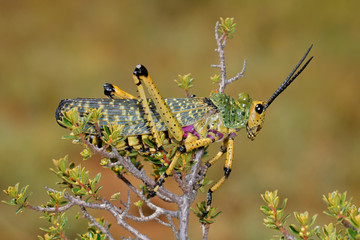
(224, 167, 231, 178)
(103, 83, 115, 98)
(148, 191, 156, 198)
(133, 64, 148, 77)
(158, 174, 167, 186)
(156, 146, 165, 152)
(206, 190, 213, 206)
(220, 145, 227, 153)
(179, 145, 187, 153)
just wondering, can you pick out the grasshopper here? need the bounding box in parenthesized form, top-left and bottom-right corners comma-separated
(56, 45, 313, 217)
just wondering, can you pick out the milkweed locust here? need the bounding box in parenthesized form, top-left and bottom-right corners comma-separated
(56, 41, 313, 219)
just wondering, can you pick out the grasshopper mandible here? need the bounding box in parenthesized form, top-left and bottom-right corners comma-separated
(56, 45, 313, 217)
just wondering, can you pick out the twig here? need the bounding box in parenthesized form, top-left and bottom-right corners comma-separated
(187, 148, 205, 190)
(81, 206, 114, 240)
(116, 173, 178, 218)
(27, 200, 75, 213)
(211, 21, 246, 92)
(341, 218, 358, 232)
(201, 223, 210, 240)
(86, 140, 180, 203)
(42, 187, 149, 240)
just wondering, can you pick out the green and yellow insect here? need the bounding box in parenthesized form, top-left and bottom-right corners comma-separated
(56, 45, 313, 217)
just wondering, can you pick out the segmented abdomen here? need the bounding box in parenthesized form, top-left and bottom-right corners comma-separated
(56, 97, 216, 137)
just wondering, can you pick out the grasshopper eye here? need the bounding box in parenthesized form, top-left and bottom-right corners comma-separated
(255, 104, 264, 114)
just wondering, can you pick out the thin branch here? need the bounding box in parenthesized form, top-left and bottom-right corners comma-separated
(81, 206, 114, 240)
(177, 149, 204, 240)
(27, 201, 75, 213)
(42, 187, 149, 240)
(187, 148, 204, 190)
(279, 227, 296, 240)
(201, 223, 210, 240)
(227, 59, 247, 83)
(119, 190, 132, 217)
(106, 203, 150, 240)
(116, 173, 178, 218)
(173, 171, 187, 192)
(167, 215, 179, 239)
(212, 21, 246, 92)
(341, 218, 358, 232)
(86, 141, 180, 203)
(213, 21, 227, 92)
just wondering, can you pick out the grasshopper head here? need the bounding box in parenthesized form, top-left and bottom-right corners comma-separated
(245, 44, 314, 141)
(246, 101, 266, 140)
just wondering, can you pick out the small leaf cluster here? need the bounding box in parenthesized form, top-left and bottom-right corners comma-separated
(59, 108, 102, 143)
(52, 155, 102, 200)
(218, 17, 237, 39)
(320, 191, 360, 239)
(102, 123, 125, 147)
(79, 218, 110, 240)
(211, 74, 220, 84)
(44, 189, 68, 208)
(174, 74, 194, 91)
(175, 151, 195, 177)
(260, 190, 289, 231)
(261, 191, 360, 240)
(290, 212, 319, 239)
(191, 201, 221, 224)
(39, 212, 67, 240)
(2, 183, 30, 214)
(318, 223, 344, 240)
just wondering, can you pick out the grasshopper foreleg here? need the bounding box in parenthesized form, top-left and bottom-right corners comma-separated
(202, 130, 236, 218)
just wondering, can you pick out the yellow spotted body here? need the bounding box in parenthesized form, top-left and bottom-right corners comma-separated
(57, 97, 220, 152)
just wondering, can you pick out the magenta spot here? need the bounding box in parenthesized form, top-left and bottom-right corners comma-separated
(182, 125, 201, 139)
(208, 129, 224, 140)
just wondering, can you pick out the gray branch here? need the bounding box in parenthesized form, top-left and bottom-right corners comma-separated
(81, 206, 114, 240)
(212, 21, 246, 93)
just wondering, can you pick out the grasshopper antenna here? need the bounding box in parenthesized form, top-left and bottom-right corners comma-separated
(264, 44, 314, 110)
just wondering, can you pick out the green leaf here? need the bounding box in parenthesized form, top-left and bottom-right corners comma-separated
(58, 156, 67, 173)
(348, 228, 357, 240)
(174, 73, 194, 90)
(80, 147, 92, 161)
(61, 134, 77, 140)
(289, 224, 300, 234)
(309, 214, 318, 227)
(58, 117, 73, 128)
(134, 200, 143, 208)
(211, 74, 220, 84)
(72, 187, 80, 194)
(260, 205, 271, 214)
(94, 173, 101, 184)
(103, 126, 111, 136)
(16, 205, 24, 214)
(281, 213, 290, 224)
(110, 192, 121, 201)
(279, 198, 287, 211)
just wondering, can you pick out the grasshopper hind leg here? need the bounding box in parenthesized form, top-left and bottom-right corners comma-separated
(103, 83, 137, 99)
(131, 65, 185, 197)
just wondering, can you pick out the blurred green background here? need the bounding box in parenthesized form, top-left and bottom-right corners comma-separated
(1, 1, 359, 239)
